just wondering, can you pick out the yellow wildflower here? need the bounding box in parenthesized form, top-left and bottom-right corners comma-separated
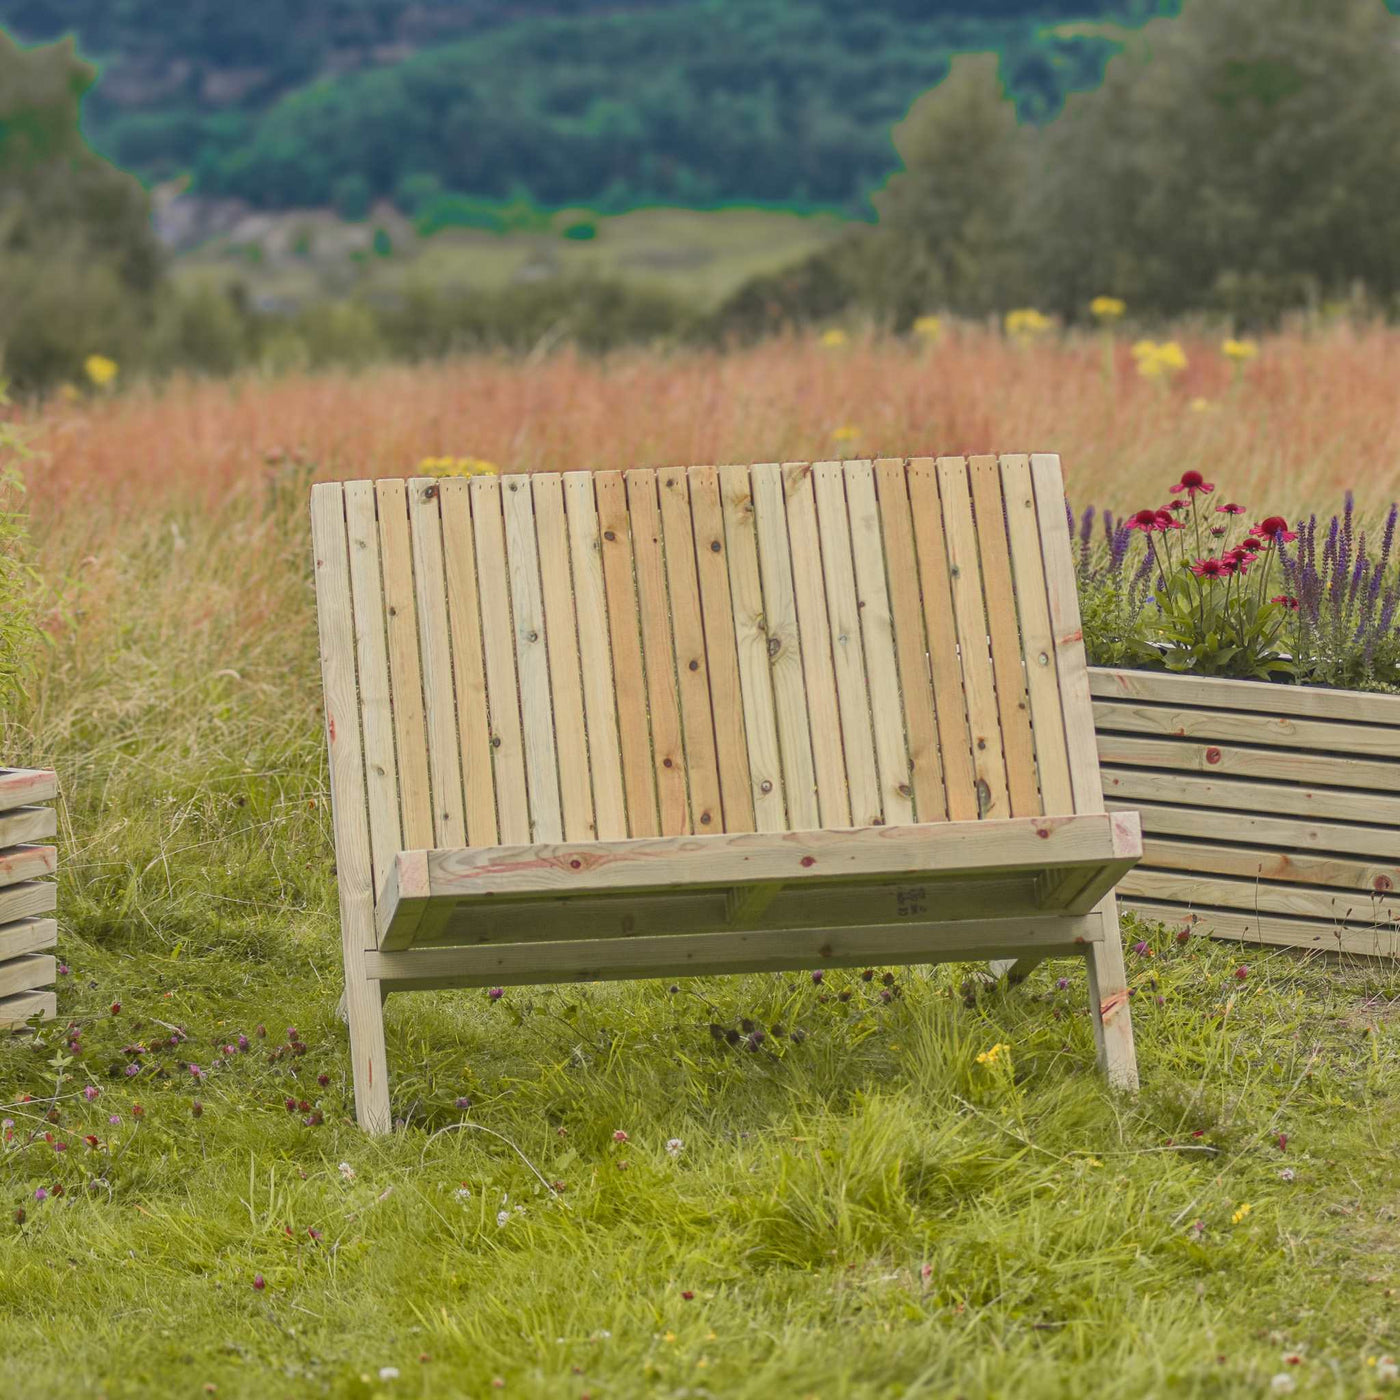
(1090, 296, 1126, 321)
(84, 354, 118, 388)
(820, 328, 849, 349)
(1133, 340, 1188, 379)
(832, 424, 859, 442)
(913, 314, 942, 340)
(1231, 1203, 1252, 1224)
(1004, 308, 1052, 338)
(1222, 337, 1259, 362)
(1189, 397, 1213, 412)
(975, 1042, 1010, 1066)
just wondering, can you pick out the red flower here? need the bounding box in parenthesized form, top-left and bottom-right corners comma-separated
(1190, 556, 1230, 579)
(1239, 536, 1263, 551)
(1154, 509, 1184, 531)
(1128, 508, 1160, 532)
(1166, 498, 1190, 513)
(1252, 516, 1297, 544)
(1215, 502, 1246, 515)
(1171, 470, 1215, 495)
(1271, 594, 1300, 610)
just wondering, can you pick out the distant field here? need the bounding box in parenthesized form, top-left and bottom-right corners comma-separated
(171, 203, 851, 311)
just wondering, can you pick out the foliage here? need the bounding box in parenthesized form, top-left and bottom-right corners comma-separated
(0, 389, 36, 711)
(1076, 479, 1400, 691)
(0, 0, 1165, 214)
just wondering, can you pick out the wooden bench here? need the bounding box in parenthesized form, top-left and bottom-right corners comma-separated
(311, 455, 1141, 1133)
(0, 767, 58, 1030)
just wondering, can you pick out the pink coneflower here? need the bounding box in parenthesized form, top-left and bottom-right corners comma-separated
(1128, 508, 1160, 533)
(1171, 470, 1215, 495)
(1252, 516, 1297, 544)
(1191, 556, 1230, 579)
(1272, 595, 1300, 610)
(1215, 502, 1246, 515)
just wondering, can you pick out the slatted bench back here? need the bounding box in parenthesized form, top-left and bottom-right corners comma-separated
(311, 454, 1099, 909)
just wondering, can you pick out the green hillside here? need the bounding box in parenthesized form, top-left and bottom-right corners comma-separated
(0, 0, 1177, 214)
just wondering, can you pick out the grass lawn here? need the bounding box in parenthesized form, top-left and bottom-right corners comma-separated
(5, 326, 1400, 1396)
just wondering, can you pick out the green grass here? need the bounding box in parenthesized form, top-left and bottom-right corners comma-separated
(6, 732, 1400, 1397)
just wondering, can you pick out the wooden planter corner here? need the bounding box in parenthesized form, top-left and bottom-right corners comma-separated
(0, 768, 58, 1027)
(1091, 667, 1400, 956)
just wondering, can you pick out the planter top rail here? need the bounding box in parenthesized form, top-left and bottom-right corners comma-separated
(312, 455, 1142, 1132)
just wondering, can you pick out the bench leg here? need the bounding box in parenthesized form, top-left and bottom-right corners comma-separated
(343, 953, 392, 1135)
(1085, 895, 1138, 1091)
(988, 955, 1045, 985)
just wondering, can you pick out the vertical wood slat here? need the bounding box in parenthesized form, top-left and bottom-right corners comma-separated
(844, 460, 914, 827)
(564, 471, 628, 841)
(407, 479, 468, 847)
(934, 457, 1011, 820)
(374, 479, 436, 850)
(627, 469, 691, 836)
(343, 480, 402, 891)
(502, 474, 564, 843)
(782, 462, 851, 828)
(470, 475, 532, 845)
(718, 464, 789, 832)
(533, 473, 596, 841)
(873, 458, 946, 822)
(906, 458, 978, 820)
(687, 466, 755, 833)
(1000, 455, 1074, 816)
(309, 482, 390, 1126)
(658, 467, 725, 833)
(596, 471, 659, 838)
(811, 461, 882, 827)
(1031, 453, 1102, 815)
(968, 455, 1041, 818)
(438, 478, 498, 846)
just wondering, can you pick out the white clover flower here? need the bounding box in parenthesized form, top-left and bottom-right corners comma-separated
(496, 1209, 510, 1228)
(338, 1161, 356, 1182)
(666, 1138, 684, 1157)
(378, 1367, 400, 1382)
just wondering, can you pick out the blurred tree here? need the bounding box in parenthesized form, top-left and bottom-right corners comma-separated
(0, 31, 162, 388)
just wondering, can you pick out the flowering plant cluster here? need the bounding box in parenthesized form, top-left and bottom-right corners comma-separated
(1073, 473, 1400, 690)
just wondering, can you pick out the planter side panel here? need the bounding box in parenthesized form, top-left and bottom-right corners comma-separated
(0, 769, 57, 1027)
(1090, 669, 1400, 957)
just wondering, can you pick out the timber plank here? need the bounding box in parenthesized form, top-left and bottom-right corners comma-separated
(845, 460, 914, 827)
(627, 469, 691, 836)
(0, 807, 56, 848)
(1090, 667, 1400, 728)
(811, 461, 883, 826)
(344, 480, 403, 891)
(596, 471, 660, 838)
(0, 770, 57, 811)
(0, 953, 54, 999)
(0, 988, 56, 1027)
(439, 478, 498, 847)
(1001, 454, 1074, 815)
(533, 473, 595, 841)
(1121, 867, 1400, 924)
(407, 479, 467, 848)
(1137, 837, 1400, 896)
(0, 881, 55, 925)
(874, 458, 945, 822)
(718, 464, 788, 832)
(751, 463, 821, 829)
(368, 913, 1103, 989)
(658, 467, 725, 833)
(502, 474, 564, 843)
(0, 918, 57, 959)
(906, 458, 979, 821)
(564, 472, 628, 842)
(1123, 900, 1400, 958)
(937, 456, 1010, 820)
(471, 476, 532, 844)
(1101, 767, 1400, 826)
(969, 453, 1039, 817)
(689, 466, 756, 832)
(375, 479, 436, 851)
(0, 846, 56, 887)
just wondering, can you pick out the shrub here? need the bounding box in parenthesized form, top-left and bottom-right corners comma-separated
(0, 392, 39, 712)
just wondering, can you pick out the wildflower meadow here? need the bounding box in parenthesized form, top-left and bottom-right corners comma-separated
(5, 322, 1400, 1398)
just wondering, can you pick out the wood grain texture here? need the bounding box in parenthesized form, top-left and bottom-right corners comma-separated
(751, 464, 820, 830)
(471, 475, 532, 844)
(906, 458, 978, 821)
(407, 479, 467, 848)
(874, 458, 945, 823)
(564, 471, 628, 841)
(0, 845, 56, 887)
(0, 880, 56, 925)
(596, 470, 659, 838)
(0, 770, 57, 811)
(969, 454, 1039, 817)
(845, 460, 914, 826)
(0, 807, 56, 849)
(438, 478, 498, 847)
(627, 468, 691, 835)
(689, 465, 755, 833)
(0, 988, 56, 1027)
(532, 473, 595, 841)
(1122, 900, 1400, 958)
(718, 464, 788, 832)
(1001, 454, 1073, 816)
(1109, 799, 1400, 861)
(0, 917, 57, 959)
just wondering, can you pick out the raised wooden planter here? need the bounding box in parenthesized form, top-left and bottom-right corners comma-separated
(1090, 667, 1400, 955)
(0, 768, 58, 1027)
